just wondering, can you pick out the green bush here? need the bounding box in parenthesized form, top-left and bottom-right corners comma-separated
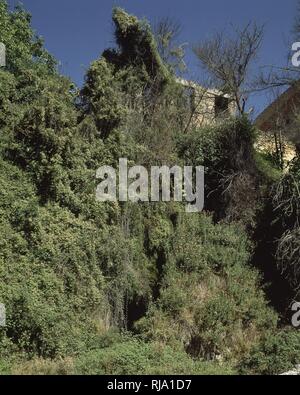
(177, 117, 262, 228)
(74, 336, 235, 375)
(240, 330, 300, 375)
(136, 214, 277, 361)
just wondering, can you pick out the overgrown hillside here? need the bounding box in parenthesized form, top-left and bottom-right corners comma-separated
(0, 2, 299, 375)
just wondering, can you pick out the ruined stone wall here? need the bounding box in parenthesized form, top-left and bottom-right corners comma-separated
(177, 78, 236, 127)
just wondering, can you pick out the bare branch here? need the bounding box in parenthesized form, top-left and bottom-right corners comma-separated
(153, 17, 187, 73)
(193, 23, 264, 115)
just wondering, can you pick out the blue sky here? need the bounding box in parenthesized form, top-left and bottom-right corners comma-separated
(7, 0, 300, 116)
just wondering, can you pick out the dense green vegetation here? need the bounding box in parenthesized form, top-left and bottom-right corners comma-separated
(0, 1, 299, 375)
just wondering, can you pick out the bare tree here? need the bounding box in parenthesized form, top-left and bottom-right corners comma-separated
(255, 0, 300, 90)
(154, 17, 187, 74)
(193, 23, 264, 115)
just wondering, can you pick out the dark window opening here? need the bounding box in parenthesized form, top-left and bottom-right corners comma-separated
(215, 96, 229, 117)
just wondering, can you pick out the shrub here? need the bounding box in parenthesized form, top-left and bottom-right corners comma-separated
(74, 336, 235, 375)
(177, 117, 262, 228)
(272, 157, 300, 297)
(240, 330, 300, 375)
(136, 214, 277, 361)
